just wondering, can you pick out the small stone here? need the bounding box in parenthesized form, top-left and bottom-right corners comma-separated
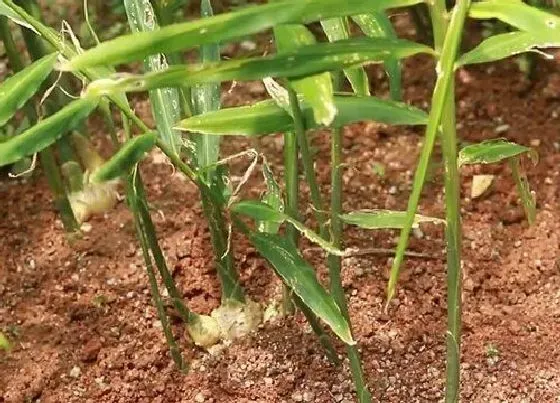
(292, 391, 304, 402)
(69, 366, 81, 378)
(412, 227, 424, 239)
(545, 177, 553, 185)
(471, 175, 494, 198)
(303, 391, 315, 402)
(388, 185, 398, 195)
(263, 377, 273, 386)
(530, 139, 541, 147)
(494, 124, 510, 133)
(194, 392, 205, 402)
(81, 222, 92, 233)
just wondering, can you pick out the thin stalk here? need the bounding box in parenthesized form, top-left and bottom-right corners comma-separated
(134, 176, 192, 324)
(428, 2, 463, 401)
(328, 127, 371, 403)
(157, 137, 245, 303)
(193, 0, 244, 304)
(128, 175, 185, 371)
(287, 87, 328, 238)
(282, 128, 298, 315)
(200, 190, 245, 303)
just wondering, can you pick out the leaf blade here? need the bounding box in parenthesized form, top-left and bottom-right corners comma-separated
(340, 210, 444, 229)
(247, 231, 354, 345)
(458, 139, 533, 166)
(91, 132, 157, 183)
(67, 0, 425, 70)
(0, 97, 98, 167)
(0, 53, 57, 127)
(177, 95, 428, 136)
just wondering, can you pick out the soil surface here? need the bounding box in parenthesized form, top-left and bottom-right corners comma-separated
(2, 19, 560, 403)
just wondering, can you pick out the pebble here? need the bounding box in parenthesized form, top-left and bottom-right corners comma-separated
(292, 391, 303, 402)
(388, 185, 398, 195)
(194, 392, 205, 402)
(69, 366, 81, 378)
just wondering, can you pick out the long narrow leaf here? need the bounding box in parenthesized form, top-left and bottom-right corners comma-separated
(469, 0, 560, 32)
(458, 139, 534, 166)
(509, 156, 536, 225)
(232, 200, 343, 256)
(320, 17, 370, 96)
(457, 31, 560, 66)
(387, 0, 470, 302)
(177, 95, 428, 136)
(124, 0, 182, 154)
(340, 210, 444, 229)
(191, 0, 222, 173)
(246, 231, 354, 345)
(91, 132, 157, 183)
(274, 24, 336, 126)
(0, 97, 98, 167)
(0, 52, 57, 126)
(353, 12, 401, 100)
(66, 0, 425, 70)
(86, 38, 432, 96)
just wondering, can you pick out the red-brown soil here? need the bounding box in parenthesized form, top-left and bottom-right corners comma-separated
(1, 25, 560, 403)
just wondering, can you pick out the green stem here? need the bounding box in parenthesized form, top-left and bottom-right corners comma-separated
(329, 127, 371, 403)
(133, 175, 192, 324)
(287, 88, 329, 238)
(282, 128, 298, 315)
(128, 176, 185, 371)
(157, 138, 244, 303)
(200, 190, 245, 303)
(428, 2, 463, 401)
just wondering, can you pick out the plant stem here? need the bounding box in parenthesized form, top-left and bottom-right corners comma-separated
(287, 88, 329, 238)
(128, 175, 185, 371)
(200, 189, 245, 303)
(428, 1, 465, 401)
(329, 127, 371, 403)
(282, 128, 298, 315)
(133, 175, 192, 324)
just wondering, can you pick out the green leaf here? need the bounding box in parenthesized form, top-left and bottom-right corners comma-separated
(0, 97, 98, 167)
(124, 0, 182, 155)
(1, 0, 140, 131)
(86, 37, 433, 96)
(457, 31, 560, 66)
(509, 156, 536, 225)
(232, 200, 343, 256)
(469, 0, 560, 33)
(0, 53, 57, 127)
(177, 95, 428, 136)
(0, 0, 38, 33)
(191, 0, 222, 173)
(387, 0, 471, 303)
(232, 200, 286, 224)
(274, 24, 336, 126)
(340, 210, 444, 229)
(353, 12, 401, 100)
(247, 231, 355, 345)
(91, 132, 157, 183)
(320, 17, 370, 96)
(66, 0, 425, 70)
(458, 139, 534, 167)
(259, 160, 285, 234)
